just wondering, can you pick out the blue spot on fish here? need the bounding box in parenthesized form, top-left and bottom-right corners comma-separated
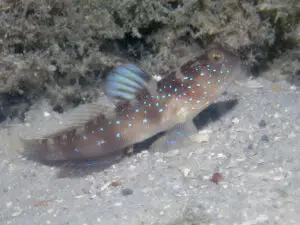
(167, 140, 176, 145)
(96, 140, 105, 145)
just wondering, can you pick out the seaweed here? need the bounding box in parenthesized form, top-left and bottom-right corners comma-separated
(0, 0, 299, 121)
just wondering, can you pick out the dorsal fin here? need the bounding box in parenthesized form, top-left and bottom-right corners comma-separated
(21, 100, 115, 141)
(63, 102, 115, 128)
(104, 63, 155, 106)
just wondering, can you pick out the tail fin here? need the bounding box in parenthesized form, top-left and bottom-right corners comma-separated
(20, 101, 115, 162)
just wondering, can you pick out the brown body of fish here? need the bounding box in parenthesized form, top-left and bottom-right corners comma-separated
(22, 44, 241, 162)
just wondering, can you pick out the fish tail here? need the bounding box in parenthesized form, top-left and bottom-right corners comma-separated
(21, 129, 77, 162)
(20, 103, 118, 162)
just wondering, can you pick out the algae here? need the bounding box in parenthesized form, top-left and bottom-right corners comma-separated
(0, 0, 299, 121)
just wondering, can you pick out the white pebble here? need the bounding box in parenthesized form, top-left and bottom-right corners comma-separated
(217, 153, 227, 158)
(273, 112, 280, 118)
(222, 184, 228, 189)
(43, 111, 51, 117)
(114, 202, 122, 207)
(12, 208, 23, 217)
(180, 167, 191, 177)
(47, 65, 57, 72)
(164, 149, 180, 157)
(153, 74, 162, 81)
(232, 117, 240, 124)
(129, 165, 136, 170)
(189, 132, 210, 143)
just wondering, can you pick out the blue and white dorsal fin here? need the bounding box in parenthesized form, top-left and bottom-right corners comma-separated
(104, 63, 157, 106)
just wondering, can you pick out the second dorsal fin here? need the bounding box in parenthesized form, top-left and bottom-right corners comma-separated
(20, 100, 116, 141)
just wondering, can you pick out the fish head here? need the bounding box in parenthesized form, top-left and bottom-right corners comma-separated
(181, 44, 241, 101)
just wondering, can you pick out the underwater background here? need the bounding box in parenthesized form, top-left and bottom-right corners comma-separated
(0, 1, 300, 225)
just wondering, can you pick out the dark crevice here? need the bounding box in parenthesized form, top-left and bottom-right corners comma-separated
(52, 104, 64, 114)
(100, 33, 154, 60)
(13, 43, 24, 54)
(164, 0, 183, 10)
(112, 11, 124, 27)
(238, 44, 270, 76)
(99, 21, 163, 60)
(138, 21, 165, 36)
(0, 92, 32, 122)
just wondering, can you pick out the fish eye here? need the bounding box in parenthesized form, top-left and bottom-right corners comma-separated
(208, 50, 224, 62)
